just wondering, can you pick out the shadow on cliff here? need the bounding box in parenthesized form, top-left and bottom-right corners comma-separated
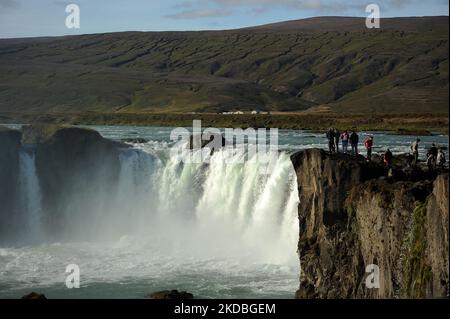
(0, 124, 131, 243)
(291, 148, 448, 299)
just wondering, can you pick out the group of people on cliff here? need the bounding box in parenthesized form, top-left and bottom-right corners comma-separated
(326, 128, 373, 160)
(410, 138, 446, 169)
(326, 128, 360, 155)
(326, 128, 447, 171)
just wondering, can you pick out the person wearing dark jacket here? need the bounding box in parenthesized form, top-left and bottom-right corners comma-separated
(334, 128, 340, 153)
(427, 143, 439, 170)
(350, 130, 359, 156)
(384, 148, 393, 177)
(410, 138, 420, 166)
(326, 128, 335, 153)
(429, 143, 438, 158)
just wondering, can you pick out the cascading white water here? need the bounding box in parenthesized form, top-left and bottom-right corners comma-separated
(29, 144, 300, 265)
(111, 145, 300, 266)
(17, 149, 44, 243)
(194, 150, 299, 264)
(1, 142, 300, 298)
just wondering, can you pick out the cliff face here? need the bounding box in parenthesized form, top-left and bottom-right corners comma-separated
(424, 174, 449, 297)
(0, 125, 127, 242)
(291, 149, 449, 299)
(33, 126, 125, 240)
(0, 127, 22, 241)
(350, 180, 433, 298)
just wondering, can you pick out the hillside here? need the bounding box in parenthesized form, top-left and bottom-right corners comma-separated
(0, 16, 448, 114)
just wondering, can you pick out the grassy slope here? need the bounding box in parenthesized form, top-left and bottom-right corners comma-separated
(0, 17, 448, 115)
(1, 111, 448, 134)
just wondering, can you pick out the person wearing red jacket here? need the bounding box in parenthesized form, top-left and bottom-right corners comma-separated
(364, 136, 374, 161)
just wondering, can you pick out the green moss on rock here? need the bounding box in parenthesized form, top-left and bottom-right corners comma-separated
(403, 202, 432, 298)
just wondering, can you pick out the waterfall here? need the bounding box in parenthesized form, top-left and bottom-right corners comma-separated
(194, 151, 299, 264)
(0, 142, 301, 298)
(17, 148, 44, 243)
(7, 144, 300, 266)
(113, 145, 300, 265)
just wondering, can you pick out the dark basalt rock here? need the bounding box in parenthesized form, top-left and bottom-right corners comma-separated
(0, 127, 22, 241)
(290, 149, 386, 228)
(424, 174, 449, 297)
(188, 133, 226, 150)
(121, 137, 149, 144)
(291, 149, 449, 299)
(1, 124, 135, 243)
(21, 124, 62, 144)
(147, 290, 194, 299)
(29, 125, 128, 240)
(21, 292, 47, 299)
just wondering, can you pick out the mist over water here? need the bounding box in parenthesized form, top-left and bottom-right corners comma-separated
(17, 149, 44, 244)
(0, 136, 300, 298)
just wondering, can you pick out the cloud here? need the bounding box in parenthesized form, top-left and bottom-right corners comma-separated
(166, 8, 233, 19)
(173, 0, 197, 9)
(166, 0, 448, 20)
(166, 0, 360, 20)
(213, 0, 364, 12)
(0, 0, 19, 9)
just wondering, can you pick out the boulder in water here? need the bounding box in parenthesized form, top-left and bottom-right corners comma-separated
(147, 290, 194, 299)
(121, 137, 149, 144)
(188, 133, 226, 150)
(21, 292, 47, 299)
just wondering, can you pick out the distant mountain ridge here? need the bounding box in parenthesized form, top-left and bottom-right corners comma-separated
(243, 16, 449, 32)
(0, 16, 448, 114)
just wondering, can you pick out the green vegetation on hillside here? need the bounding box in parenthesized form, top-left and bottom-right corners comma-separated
(1, 111, 447, 134)
(0, 16, 448, 114)
(403, 202, 432, 298)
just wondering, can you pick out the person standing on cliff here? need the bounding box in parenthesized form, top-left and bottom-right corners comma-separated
(333, 128, 340, 153)
(429, 143, 438, 159)
(341, 130, 349, 153)
(410, 138, 420, 166)
(326, 128, 335, 153)
(364, 136, 374, 161)
(427, 143, 439, 170)
(384, 148, 393, 177)
(350, 130, 359, 156)
(437, 148, 446, 168)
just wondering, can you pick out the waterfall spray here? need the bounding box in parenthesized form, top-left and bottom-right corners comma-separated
(18, 149, 44, 243)
(7, 142, 300, 267)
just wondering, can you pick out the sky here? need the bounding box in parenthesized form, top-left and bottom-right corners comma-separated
(0, 0, 448, 38)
